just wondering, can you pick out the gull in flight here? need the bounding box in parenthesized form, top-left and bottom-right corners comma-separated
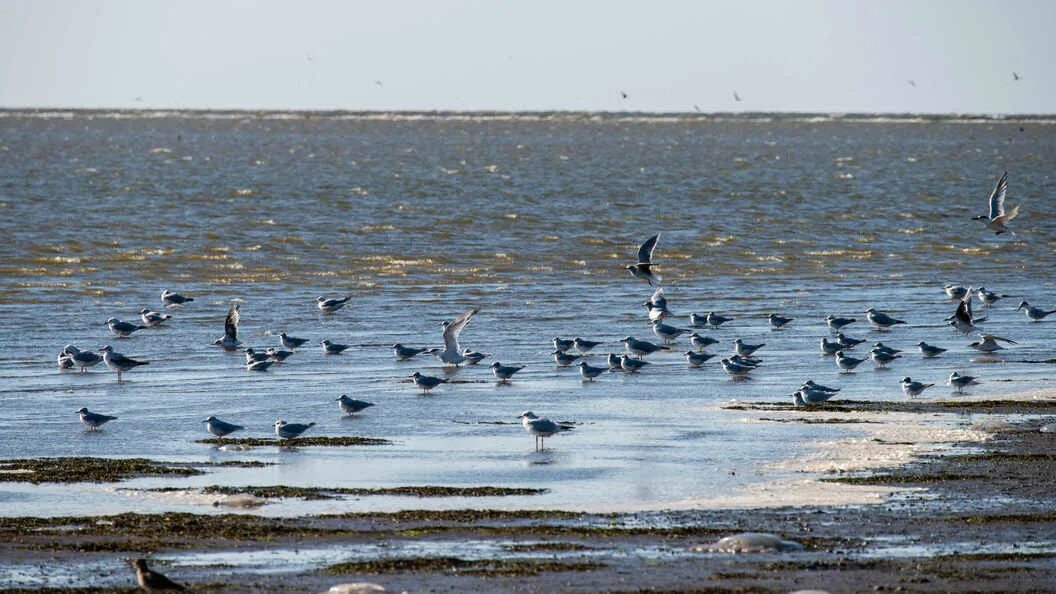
(518, 411, 574, 451)
(625, 233, 661, 286)
(212, 305, 241, 351)
(433, 307, 480, 365)
(949, 292, 986, 334)
(972, 171, 1020, 235)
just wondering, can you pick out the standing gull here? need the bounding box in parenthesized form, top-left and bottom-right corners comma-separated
(316, 296, 351, 313)
(947, 371, 980, 394)
(970, 334, 1017, 353)
(202, 416, 244, 437)
(409, 371, 448, 393)
(518, 411, 574, 452)
(901, 377, 935, 397)
(66, 345, 103, 373)
(490, 362, 525, 382)
(77, 407, 117, 430)
(321, 339, 350, 355)
(212, 305, 241, 351)
(972, 171, 1020, 235)
(826, 315, 856, 332)
(100, 345, 148, 382)
(1017, 300, 1056, 321)
(577, 361, 607, 381)
(917, 341, 947, 358)
(625, 233, 661, 286)
(392, 343, 432, 361)
(433, 307, 480, 366)
(161, 289, 194, 307)
(768, 314, 794, 329)
(336, 395, 374, 416)
(280, 332, 309, 350)
(865, 308, 906, 330)
(139, 308, 172, 327)
(274, 420, 316, 439)
(106, 317, 147, 338)
(976, 287, 1011, 308)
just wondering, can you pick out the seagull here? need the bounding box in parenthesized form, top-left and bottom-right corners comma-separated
(518, 411, 574, 451)
(620, 355, 650, 373)
(244, 348, 270, 364)
(835, 351, 864, 373)
(247, 360, 273, 372)
(57, 349, 75, 369)
(490, 362, 525, 382)
(131, 558, 185, 592)
(202, 416, 244, 437)
(792, 389, 835, 406)
(950, 294, 985, 334)
(551, 337, 574, 352)
(643, 287, 671, 321)
(316, 295, 351, 313)
(690, 332, 719, 351)
(76, 407, 117, 430)
(433, 307, 480, 365)
(105, 317, 147, 338)
(835, 332, 866, 349)
(266, 347, 294, 362)
(901, 377, 935, 398)
(720, 358, 753, 378)
(976, 287, 1011, 308)
(552, 350, 582, 366)
(1013, 71, 1021, 81)
(573, 337, 602, 355)
(947, 371, 980, 394)
(321, 339, 350, 355)
(906, 79, 916, 88)
(706, 312, 733, 327)
(336, 395, 374, 415)
(944, 284, 969, 300)
(620, 336, 670, 358)
(392, 343, 432, 361)
(606, 353, 624, 370)
(1017, 300, 1056, 321)
(733, 338, 764, 357)
(729, 354, 761, 368)
(409, 371, 447, 392)
(139, 308, 172, 327)
(917, 341, 947, 358)
(651, 319, 690, 343)
(620, 91, 629, 99)
(802, 380, 840, 393)
(577, 361, 607, 381)
(280, 332, 309, 350)
(820, 337, 843, 356)
(461, 348, 489, 365)
(733, 91, 742, 102)
(212, 305, 241, 351)
(768, 314, 794, 329)
(970, 334, 1017, 353)
(870, 348, 901, 367)
(625, 233, 661, 286)
(826, 315, 856, 332)
(161, 289, 194, 307)
(99, 345, 148, 382)
(685, 351, 715, 367)
(972, 171, 1020, 235)
(65, 345, 103, 373)
(689, 313, 708, 327)
(274, 419, 315, 439)
(865, 308, 906, 330)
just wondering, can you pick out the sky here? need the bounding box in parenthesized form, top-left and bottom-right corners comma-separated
(0, 0, 1052, 113)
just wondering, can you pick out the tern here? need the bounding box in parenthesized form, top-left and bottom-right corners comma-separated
(518, 411, 574, 451)
(689, 313, 708, 327)
(872, 342, 902, 355)
(572, 337, 602, 355)
(690, 332, 719, 351)
(606, 353, 624, 370)
(820, 337, 843, 356)
(620, 336, 670, 357)
(835, 351, 864, 372)
(835, 333, 866, 349)
(490, 362, 525, 382)
(970, 334, 1017, 353)
(865, 308, 906, 330)
(66, 346, 103, 373)
(733, 338, 764, 357)
(577, 361, 607, 381)
(244, 348, 270, 364)
(976, 287, 1011, 308)
(461, 348, 489, 365)
(202, 416, 244, 437)
(947, 371, 980, 394)
(551, 337, 574, 352)
(620, 355, 650, 373)
(944, 284, 969, 300)
(552, 350, 582, 366)
(826, 315, 856, 332)
(321, 339, 350, 355)
(433, 307, 480, 365)
(105, 317, 147, 338)
(266, 347, 293, 362)
(917, 341, 947, 358)
(76, 407, 117, 430)
(793, 389, 835, 406)
(972, 171, 1019, 235)
(1017, 300, 1056, 321)
(901, 377, 935, 398)
(274, 420, 315, 439)
(139, 308, 172, 327)
(706, 312, 733, 327)
(212, 305, 241, 351)
(280, 332, 309, 350)
(99, 345, 148, 382)
(409, 371, 447, 392)
(336, 395, 374, 415)
(768, 314, 794, 329)
(392, 343, 431, 361)
(161, 289, 194, 307)
(685, 351, 715, 367)
(651, 319, 689, 343)
(246, 359, 273, 372)
(626, 233, 661, 286)
(720, 358, 753, 378)
(870, 348, 901, 367)
(802, 380, 840, 393)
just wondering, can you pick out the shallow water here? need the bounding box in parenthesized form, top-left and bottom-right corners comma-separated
(0, 111, 1054, 516)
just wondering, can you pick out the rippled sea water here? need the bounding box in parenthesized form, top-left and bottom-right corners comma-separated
(0, 111, 1054, 516)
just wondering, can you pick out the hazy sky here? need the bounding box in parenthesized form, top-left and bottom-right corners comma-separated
(0, 0, 1052, 113)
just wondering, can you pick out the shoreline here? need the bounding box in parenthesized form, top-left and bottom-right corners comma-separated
(3, 398, 1056, 592)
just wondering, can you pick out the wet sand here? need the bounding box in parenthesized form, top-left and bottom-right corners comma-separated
(4, 398, 1056, 593)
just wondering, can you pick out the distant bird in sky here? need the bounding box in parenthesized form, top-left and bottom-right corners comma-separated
(626, 233, 661, 286)
(374, 80, 384, 87)
(693, 104, 702, 113)
(733, 91, 742, 102)
(1013, 71, 1021, 81)
(306, 54, 313, 63)
(972, 171, 1019, 235)
(907, 80, 916, 87)
(620, 91, 629, 99)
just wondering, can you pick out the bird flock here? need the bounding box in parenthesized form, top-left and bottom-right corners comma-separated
(56, 172, 1048, 450)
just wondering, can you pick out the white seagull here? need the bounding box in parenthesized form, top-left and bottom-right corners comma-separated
(625, 233, 661, 286)
(972, 171, 1020, 235)
(518, 411, 574, 451)
(433, 307, 480, 366)
(212, 305, 242, 351)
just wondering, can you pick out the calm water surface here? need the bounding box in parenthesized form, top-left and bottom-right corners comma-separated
(0, 112, 1054, 516)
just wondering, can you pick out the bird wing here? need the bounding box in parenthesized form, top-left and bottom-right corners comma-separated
(650, 287, 665, 306)
(225, 305, 240, 340)
(980, 334, 1017, 344)
(999, 202, 1020, 223)
(442, 307, 479, 352)
(988, 171, 1008, 219)
(637, 233, 660, 264)
(954, 300, 970, 324)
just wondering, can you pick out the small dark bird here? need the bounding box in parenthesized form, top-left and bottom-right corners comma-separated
(733, 91, 742, 102)
(907, 80, 916, 87)
(131, 558, 185, 591)
(620, 91, 629, 99)
(1012, 71, 1021, 81)
(693, 104, 702, 112)
(625, 233, 661, 286)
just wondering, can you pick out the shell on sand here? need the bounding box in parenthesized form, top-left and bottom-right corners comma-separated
(694, 532, 803, 553)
